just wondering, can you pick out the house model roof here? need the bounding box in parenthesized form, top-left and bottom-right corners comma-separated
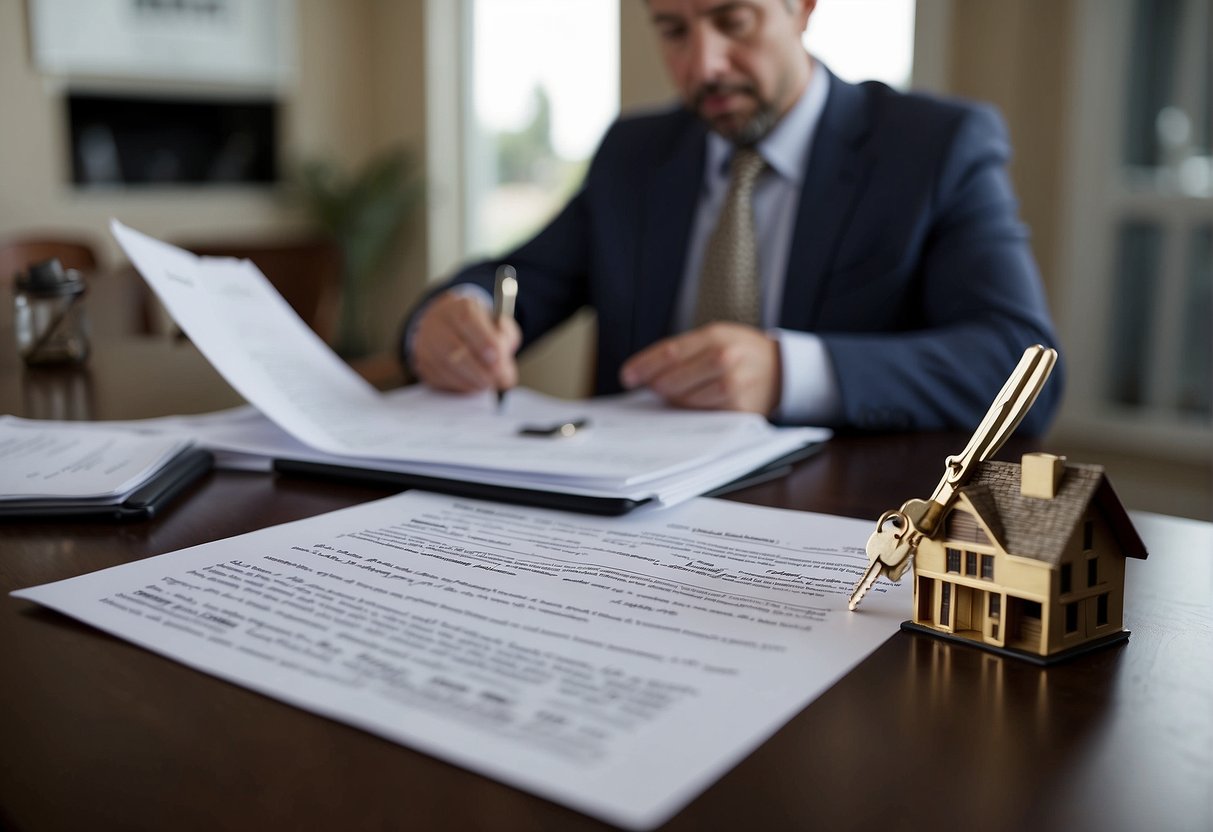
(953, 460, 1148, 565)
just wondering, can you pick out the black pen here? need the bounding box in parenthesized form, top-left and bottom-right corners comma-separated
(493, 265, 518, 412)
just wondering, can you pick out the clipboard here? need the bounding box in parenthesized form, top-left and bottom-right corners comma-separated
(0, 447, 214, 522)
(701, 440, 824, 496)
(272, 441, 825, 516)
(273, 458, 649, 516)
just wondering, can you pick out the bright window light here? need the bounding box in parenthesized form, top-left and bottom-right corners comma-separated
(469, 0, 620, 255)
(805, 0, 916, 89)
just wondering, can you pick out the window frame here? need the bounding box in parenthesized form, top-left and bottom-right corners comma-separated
(1055, 0, 1213, 459)
(424, 0, 621, 275)
(424, 0, 471, 282)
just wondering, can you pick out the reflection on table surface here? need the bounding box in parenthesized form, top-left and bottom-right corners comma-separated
(1, 262, 247, 421)
(2, 336, 246, 421)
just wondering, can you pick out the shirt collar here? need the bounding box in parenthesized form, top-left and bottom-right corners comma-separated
(705, 57, 830, 187)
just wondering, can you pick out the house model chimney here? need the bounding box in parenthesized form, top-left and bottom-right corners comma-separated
(1021, 452, 1066, 499)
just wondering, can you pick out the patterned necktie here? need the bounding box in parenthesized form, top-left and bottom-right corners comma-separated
(693, 147, 767, 327)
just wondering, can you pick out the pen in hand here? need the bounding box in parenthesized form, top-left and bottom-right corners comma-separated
(493, 265, 518, 412)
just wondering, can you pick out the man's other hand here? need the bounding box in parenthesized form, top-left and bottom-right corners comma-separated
(619, 323, 781, 416)
(412, 291, 521, 393)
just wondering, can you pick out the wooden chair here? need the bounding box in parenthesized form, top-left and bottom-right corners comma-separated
(0, 236, 99, 281)
(135, 237, 344, 345)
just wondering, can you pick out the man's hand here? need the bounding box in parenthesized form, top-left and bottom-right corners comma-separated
(619, 323, 782, 415)
(411, 290, 521, 393)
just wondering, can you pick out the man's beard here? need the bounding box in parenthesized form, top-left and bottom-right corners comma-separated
(692, 82, 778, 146)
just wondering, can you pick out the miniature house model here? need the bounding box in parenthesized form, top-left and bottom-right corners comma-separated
(909, 453, 1148, 663)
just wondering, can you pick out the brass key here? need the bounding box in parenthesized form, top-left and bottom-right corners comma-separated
(847, 345, 1057, 611)
(849, 509, 914, 610)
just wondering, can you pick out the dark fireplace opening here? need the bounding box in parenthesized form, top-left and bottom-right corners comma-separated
(67, 92, 279, 187)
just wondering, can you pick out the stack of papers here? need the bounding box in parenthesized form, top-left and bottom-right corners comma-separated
(109, 388, 820, 508)
(0, 416, 196, 516)
(111, 221, 829, 509)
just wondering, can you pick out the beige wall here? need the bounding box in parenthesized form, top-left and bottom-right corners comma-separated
(0, 0, 428, 353)
(946, 0, 1075, 319)
(363, 0, 429, 346)
(621, 0, 674, 109)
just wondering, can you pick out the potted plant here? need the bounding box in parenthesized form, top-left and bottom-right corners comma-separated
(299, 146, 423, 358)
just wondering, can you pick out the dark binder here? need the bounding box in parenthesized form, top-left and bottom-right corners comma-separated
(0, 447, 214, 522)
(273, 441, 824, 516)
(701, 440, 824, 496)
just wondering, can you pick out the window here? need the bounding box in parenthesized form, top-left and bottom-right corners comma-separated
(1083, 520, 1094, 551)
(946, 548, 961, 573)
(426, 0, 620, 275)
(455, 0, 918, 258)
(465, 0, 619, 256)
(1059, 0, 1212, 456)
(980, 554, 994, 580)
(1065, 602, 1079, 633)
(1097, 593, 1110, 626)
(1088, 557, 1099, 587)
(804, 0, 916, 89)
(965, 551, 977, 576)
(1061, 562, 1072, 594)
(989, 593, 1001, 618)
(918, 576, 934, 622)
(424, 0, 924, 394)
(428, 0, 925, 270)
(940, 582, 952, 626)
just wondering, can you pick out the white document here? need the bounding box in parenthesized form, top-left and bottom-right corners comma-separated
(13, 492, 908, 829)
(111, 220, 827, 498)
(0, 416, 191, 505)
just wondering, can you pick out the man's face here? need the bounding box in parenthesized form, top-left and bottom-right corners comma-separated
(649, 0, 815, 145)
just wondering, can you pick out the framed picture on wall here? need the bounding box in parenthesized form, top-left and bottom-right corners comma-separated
(28, 0, 295, 87)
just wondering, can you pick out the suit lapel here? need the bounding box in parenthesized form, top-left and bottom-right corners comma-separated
(779, 71, 874, 331)
(631, 118, 706, 352)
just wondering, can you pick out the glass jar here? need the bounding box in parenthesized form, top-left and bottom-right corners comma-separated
(12, 258, 91, 365)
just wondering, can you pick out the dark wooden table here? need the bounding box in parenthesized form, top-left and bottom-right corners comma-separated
(2, 336, 1210, 832)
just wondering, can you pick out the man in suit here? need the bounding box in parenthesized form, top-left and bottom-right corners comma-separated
(403, 0, 1062, 433)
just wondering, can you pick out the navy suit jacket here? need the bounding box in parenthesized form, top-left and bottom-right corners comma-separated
(407, 70, 1063, 434)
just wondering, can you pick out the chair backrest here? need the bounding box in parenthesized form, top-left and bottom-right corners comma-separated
(127, 237, 344, 344)
(175, 237, 344, 344)
(0, 236, 99, 282)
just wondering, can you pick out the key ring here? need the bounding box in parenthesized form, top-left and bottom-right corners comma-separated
(874, 509, 910, 539)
